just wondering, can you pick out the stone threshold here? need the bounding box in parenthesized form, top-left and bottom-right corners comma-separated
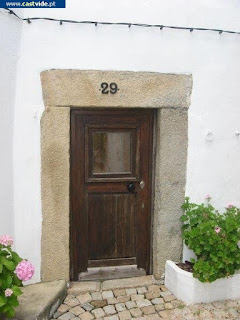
(68, 276, 157, 294)
(78, 266, 146, 282)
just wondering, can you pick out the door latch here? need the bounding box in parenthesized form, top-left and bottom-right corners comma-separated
(140, 180, 145, 189)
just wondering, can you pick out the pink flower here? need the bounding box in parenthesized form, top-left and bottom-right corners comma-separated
(205, 194, 211, 200)
(5, 289, 13, 297)
(16, 260, 34, 281)
(215, 227, 221, 234)
(228, 204, 233, 208)
(0, 235, 13, 246)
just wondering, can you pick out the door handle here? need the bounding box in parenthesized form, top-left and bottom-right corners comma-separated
(140, 180, 145, 189)
(127, 182, 135, 192)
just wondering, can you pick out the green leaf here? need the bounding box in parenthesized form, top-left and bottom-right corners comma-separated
(0, 296, 7, 308)
(3, 260, 16, 271)
(12, 286, 22, 297)
(11, 252, 22, 264)
(6, 305, 15, 318)
(0, 263, 3, 273)
(180, 215, 188, 221)
(0, 256, 16, 271)
(12, 273, 22, 286)
(0, 250, 9, 256)
(8, 296, 19, 307)
(181, 224, 190, 231)
(2, 272, 13, 288)
(0, 256, 7, 264)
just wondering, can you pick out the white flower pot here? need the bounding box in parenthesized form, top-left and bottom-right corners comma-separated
(165, 260, 240, 304)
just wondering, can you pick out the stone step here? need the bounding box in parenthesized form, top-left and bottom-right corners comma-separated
(68, 281, 101, 295)
(68, 276, 154, 296)
(14, 280, 67, 320)
(101, 275, 154, 290)
(78, 265, 146, 281)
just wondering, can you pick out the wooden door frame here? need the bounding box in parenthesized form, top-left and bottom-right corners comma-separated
(70, 108, 156, 280)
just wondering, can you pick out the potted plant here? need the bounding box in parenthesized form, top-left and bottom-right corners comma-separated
(0, 235, 34, 319)
(165, 196, 240, 304)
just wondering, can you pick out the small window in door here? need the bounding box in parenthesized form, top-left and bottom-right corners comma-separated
(92, 131, 131, 174)
(86, 127, 139, 181)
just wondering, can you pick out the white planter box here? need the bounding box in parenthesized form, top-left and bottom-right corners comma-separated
(165, 260, 240, 304)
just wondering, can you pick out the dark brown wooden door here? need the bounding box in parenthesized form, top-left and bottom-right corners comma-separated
(71, 109, 153, 280)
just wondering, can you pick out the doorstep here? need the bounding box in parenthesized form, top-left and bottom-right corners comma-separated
(68, 275, 155, 294)
(78, 265, 146, 281)
(14, 280, 67, 320)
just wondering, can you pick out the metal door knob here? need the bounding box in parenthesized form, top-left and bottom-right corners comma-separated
(127, 183, 135, 192)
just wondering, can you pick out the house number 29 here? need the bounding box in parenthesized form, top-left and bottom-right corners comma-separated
(100, 82, 119, 94)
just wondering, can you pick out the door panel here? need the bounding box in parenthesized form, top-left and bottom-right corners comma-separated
(88, 193, 136, 260)
(71, 109, 153, 280)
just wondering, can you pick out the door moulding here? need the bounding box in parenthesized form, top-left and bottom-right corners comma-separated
(40, 70, 192, 281)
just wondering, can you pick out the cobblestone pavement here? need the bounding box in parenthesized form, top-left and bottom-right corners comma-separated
(51, 277, 240, 320)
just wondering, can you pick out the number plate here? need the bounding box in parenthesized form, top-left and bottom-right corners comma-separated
(100, 82, 119, 94)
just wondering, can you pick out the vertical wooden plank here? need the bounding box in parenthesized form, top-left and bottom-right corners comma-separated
(88, 194, 102, 260)
(122, 194, 136, 257)
(115, 194, 125, 257)
(136, 111, 154, 272)
(115, 193, 136, 258)
(71, 112, 88, 279)
(129, 194, 136, 257)
(101, 194, 116, 259)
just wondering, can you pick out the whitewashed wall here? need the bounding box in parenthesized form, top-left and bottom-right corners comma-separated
(0, 9, 22, 237)
(2, 0, 240, 282)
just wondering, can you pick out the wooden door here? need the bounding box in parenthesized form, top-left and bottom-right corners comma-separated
(71, 109, 153, 280)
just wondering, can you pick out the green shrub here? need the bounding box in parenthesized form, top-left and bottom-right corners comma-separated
(0, 236, 34, 318)
(181, 197, 240, 282)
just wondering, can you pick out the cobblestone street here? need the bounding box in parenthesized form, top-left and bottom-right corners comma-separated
(51, 276, 240, 320)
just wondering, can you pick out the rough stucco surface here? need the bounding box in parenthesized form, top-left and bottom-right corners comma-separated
(153, 108, 188, 279)
(40, 70, 192, 109)
(41, 107, 70, 281)
(40, 70, 192, 281)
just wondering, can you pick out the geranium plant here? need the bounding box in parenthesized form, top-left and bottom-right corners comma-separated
(0, 235, 34, 318)
(181, 197, 240, 283)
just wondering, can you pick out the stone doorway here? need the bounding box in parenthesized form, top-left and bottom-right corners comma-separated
(40, 70, 192, 281)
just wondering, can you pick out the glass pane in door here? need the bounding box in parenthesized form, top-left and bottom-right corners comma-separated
(92, 132, 131, 174)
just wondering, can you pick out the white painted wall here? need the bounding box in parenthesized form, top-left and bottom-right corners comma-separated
(0, 9, 22, 237)
(2, 0, 240, 282)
